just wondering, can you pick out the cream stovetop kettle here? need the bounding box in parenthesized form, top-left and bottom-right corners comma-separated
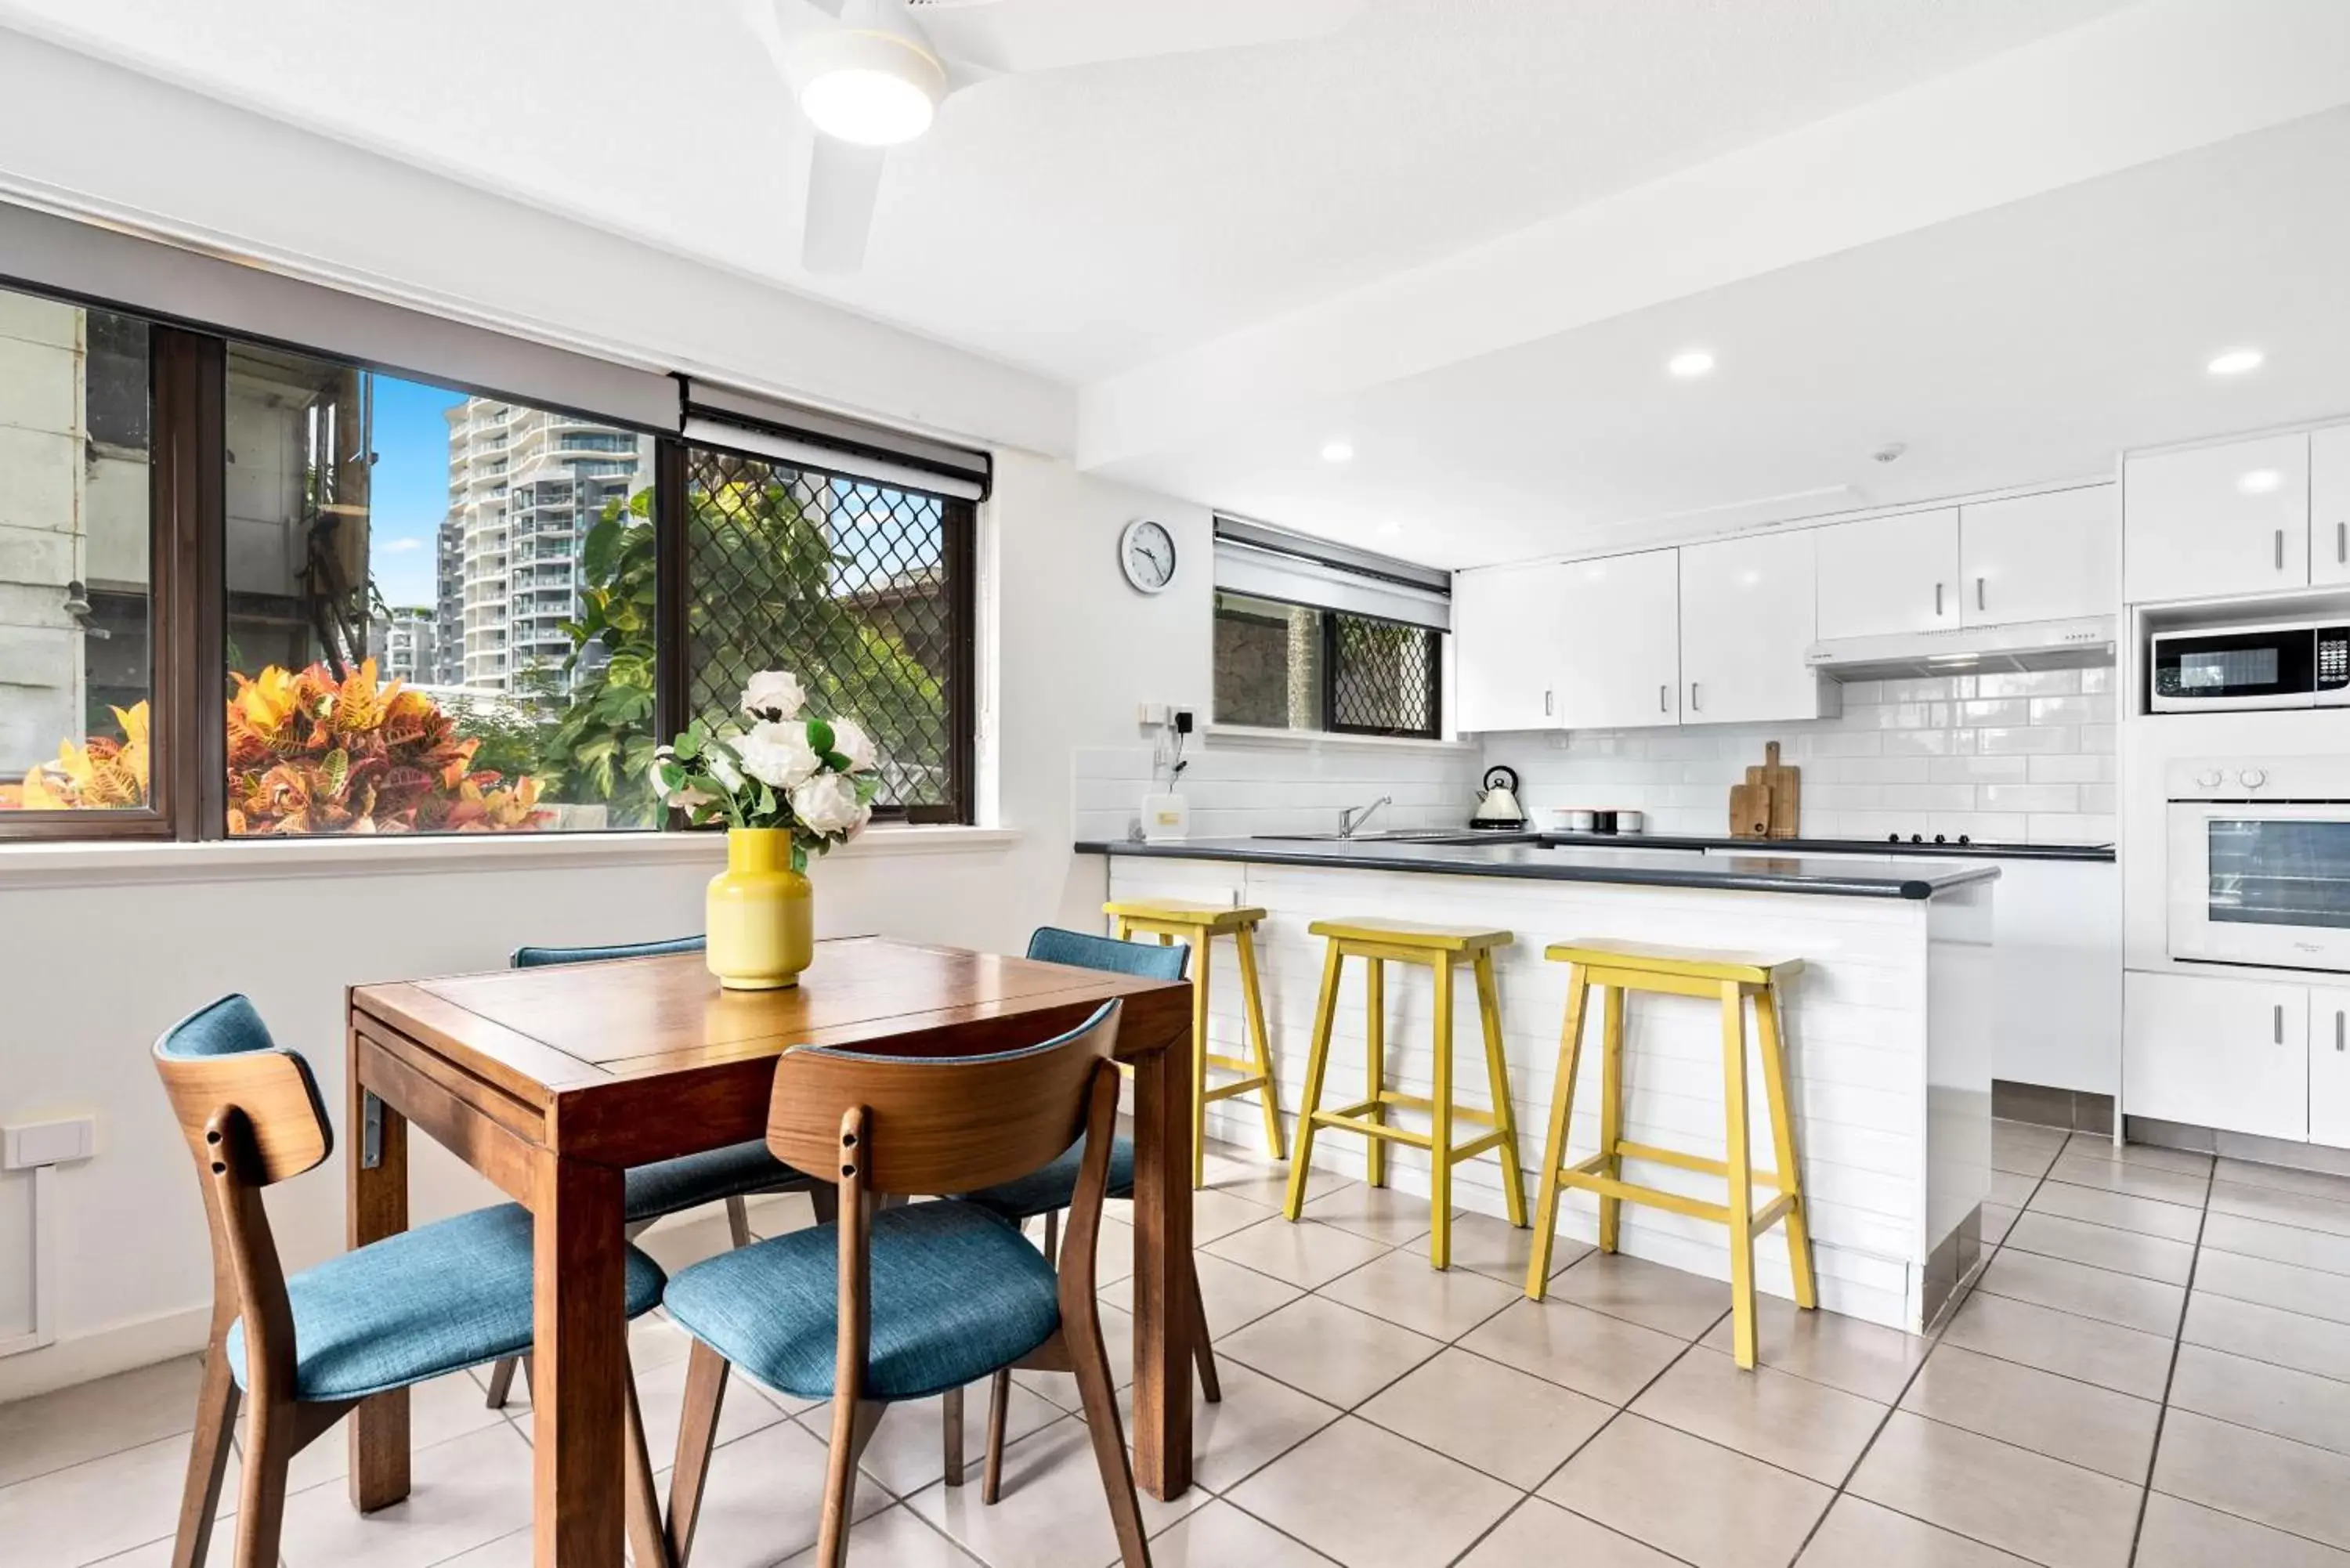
(1470, 765, 1529, 831)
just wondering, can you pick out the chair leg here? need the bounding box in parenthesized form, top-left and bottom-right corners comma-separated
(942, 1386, 966, 1487)
(1042, 1209, 1061, 1269)
(724, 1194, 754, 1249)
(621, 1353, 671, 1568)
(231, 1402, 294, 1568)
(1189, 935, 1212, 1190)
(1065, 1320, 1152, 1568)
(1235, 926, 1285, 1162)
(171, 1345, 240, 1568)
(981, 1367, 1013, 1504)
(1473, 952, 1529, 1229)
(1282, 941, 1345, 1220)
(1430, 958, 1456, 1270)
(1753, 980, 1817, 1311)
(483, 1355, 519, 1410)
(665, 1339, 730, 1567)
(1364, 956, 1386, 1189)
(1188, 1255, 1222, 1404)
(1720, 981, 1759, 1368)
(815, 1400, 886, 1568)
(1597, 985, 1626, 1254)
(1526, 971, 1590, 1301)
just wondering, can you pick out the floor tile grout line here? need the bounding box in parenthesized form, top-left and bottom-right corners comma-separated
(2124, 1143, 2214, 1568)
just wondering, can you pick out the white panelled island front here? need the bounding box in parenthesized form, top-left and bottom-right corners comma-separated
(1079, 837, 1997, 1334)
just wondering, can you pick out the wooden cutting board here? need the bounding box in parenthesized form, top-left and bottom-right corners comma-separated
(1758, 742, 1805, 841)
(1729, 781, 1773, 839)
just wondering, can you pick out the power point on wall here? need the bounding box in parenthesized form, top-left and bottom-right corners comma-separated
(1173, 709, 1194, 735)
(3, 1116, 96, 1170)
(1136, 703, 1172, 728)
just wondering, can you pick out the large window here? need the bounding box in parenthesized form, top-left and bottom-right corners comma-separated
(0, 280, 978, 841)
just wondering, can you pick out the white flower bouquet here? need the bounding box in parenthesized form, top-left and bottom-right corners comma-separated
(651, 670, 880, 869)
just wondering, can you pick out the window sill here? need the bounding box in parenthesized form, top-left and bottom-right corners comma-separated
(1202, 724, 1477, 756)
(0, 824, 1021, 889)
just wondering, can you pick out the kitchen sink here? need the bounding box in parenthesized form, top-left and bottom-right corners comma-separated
(1253, 829, 1532, 844)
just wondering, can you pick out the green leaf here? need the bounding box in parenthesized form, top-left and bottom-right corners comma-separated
(804, 718, 833, 755)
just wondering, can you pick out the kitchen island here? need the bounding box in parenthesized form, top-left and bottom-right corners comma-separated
(1077, 836, 1996, 1333)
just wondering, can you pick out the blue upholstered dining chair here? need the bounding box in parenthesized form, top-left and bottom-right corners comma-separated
(483, 934, 814, 1408)
(660, 1000, 1150, 1568)
(942, 927, 1222, 1502)
(156, 995, 672, 1568)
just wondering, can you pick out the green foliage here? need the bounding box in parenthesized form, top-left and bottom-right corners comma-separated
(441, 696, 553, 783)
(548, 488, 660, 826)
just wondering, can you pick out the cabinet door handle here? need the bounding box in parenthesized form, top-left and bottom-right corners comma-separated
(1976, 576, 1987, 612)
(2337, 1010, 2344, 1052)
(1935, 581, 1944, 616)
(2276, 529, 2287, 571)
(1690, 682, 1701, 713)
(2276, 1003, 2285, 1043)
(2337, 521, 2345, 565)
(1544, 688, 1553, 717)
(1658, 683, 1668, 713)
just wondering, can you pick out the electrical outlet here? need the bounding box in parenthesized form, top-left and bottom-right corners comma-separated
(3, 1116, 95, 1170)
(1136, 703, 1171, 728)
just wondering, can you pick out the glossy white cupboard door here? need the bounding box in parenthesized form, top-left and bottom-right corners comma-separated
(2313, 997, 2350, 1148)
(1678, 529, 1828, 725)
(2123, 971, 2307, 1141)
(1556, 548, 1679, 728)
(1815, 508, 1959, 639)
(2311, 425, 2350, 588)
(2123, 434, 2309, 603)
(1960, 486, 2118, 626)
(1452, 562, 1567, 732)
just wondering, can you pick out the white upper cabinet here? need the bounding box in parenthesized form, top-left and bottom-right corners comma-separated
(2310, 425, 2350, 588)
(1679, 529, 1831, 725)
(1452, 562, 1567, 732)
(1959, 486, 2117, 626)
(1556, 549, 1679, 728)
(2124, 432, 2311, 603)
(1815, 508, 1959, 640)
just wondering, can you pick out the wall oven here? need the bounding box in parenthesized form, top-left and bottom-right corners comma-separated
(2149, 620, 2350, 712)
(2168, 757, 2350, 972)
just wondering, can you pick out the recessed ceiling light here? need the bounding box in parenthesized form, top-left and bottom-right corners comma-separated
(1320, 440, 1354, 463)
(2207, 348, 2265, 377)
(1376, 522, 1403, 536)
(1668, 350, 1716, 378)
(2238, 468, 2283, 495)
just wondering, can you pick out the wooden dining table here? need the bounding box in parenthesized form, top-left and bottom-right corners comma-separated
(344, 934, 1197, 1566)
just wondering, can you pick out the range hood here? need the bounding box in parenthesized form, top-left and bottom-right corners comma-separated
(1804, 616, 2117, 681)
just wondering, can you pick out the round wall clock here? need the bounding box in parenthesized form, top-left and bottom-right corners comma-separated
(1119, 517, 1177, 594)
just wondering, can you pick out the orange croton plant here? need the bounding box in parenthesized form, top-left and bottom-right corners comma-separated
(2, 661, 548, 833)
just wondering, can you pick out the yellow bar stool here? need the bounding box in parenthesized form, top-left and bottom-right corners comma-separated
(1282, 917, 1528, 1270)
(1524, 939, 1818, 1368)
(1104, 898, 1285, 1187)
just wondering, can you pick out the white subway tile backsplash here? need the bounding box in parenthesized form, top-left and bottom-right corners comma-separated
(1483, 657, 2116, 847)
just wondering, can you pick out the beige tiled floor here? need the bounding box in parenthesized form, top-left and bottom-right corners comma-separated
(11, 1125, 2350, 1566)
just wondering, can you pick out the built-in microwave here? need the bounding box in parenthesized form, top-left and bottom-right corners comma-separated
(2149, 620, 2350, 712)
(2168, 757, 2350, 973)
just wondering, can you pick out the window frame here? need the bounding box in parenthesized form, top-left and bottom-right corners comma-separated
(0, 304, 982, 843)
(1320, 606, 1444, 741)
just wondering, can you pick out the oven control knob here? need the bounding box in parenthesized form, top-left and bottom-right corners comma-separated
(2196, 770, 2224, 788)
(2240, 768, 2269, 789)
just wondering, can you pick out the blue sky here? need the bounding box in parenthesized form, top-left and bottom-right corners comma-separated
(368, 374, 462, 609)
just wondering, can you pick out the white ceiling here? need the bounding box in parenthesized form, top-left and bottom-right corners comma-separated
(0, 0, 2131, 382)
(6, 0, 2350, 573)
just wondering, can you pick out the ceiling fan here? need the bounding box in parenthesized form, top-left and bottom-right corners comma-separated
(743, 0, 1362, 273)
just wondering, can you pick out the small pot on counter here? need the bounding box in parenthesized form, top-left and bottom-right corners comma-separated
(1553, 807, 1597, 832)
(1617, 809, 1646, 835)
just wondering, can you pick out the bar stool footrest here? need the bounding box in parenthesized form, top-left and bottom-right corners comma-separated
(1311, 1105, 1508, 1163)
(1551, 1154, 1801, 1230)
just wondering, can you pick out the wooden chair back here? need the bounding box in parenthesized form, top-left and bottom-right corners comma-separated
(766, 999, 1122, 1197)
(153, 994, 333, 1187)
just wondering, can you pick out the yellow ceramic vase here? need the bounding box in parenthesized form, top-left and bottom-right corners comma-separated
(705, 827, 814, 990)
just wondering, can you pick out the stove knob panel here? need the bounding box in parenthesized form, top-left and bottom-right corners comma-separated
(2240, 768, 2269, 789)
(2195, 770, 2224, 789)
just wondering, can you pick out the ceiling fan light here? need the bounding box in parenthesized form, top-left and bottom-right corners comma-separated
(794, 27, 946, 146)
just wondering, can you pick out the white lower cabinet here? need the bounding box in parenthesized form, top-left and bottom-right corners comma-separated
(2313, 995, 2350, 1148)
(2124, 970, 2308, 1142)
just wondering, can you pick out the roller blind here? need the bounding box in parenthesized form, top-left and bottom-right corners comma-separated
(1212, 515, 1450, 631)
(0, 200, 679, 429)
(681, 378, 992, 500)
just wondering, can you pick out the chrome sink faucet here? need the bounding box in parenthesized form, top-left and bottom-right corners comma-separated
(1339, 795, 1392, 839)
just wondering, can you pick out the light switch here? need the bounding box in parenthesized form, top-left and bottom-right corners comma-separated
(3, 1116, 96, 1170)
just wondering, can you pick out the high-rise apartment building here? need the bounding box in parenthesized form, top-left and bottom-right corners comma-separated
(438, 399, 650, 695)
(368, 606, 438, 685)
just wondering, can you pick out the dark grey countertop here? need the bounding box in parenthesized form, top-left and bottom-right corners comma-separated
(1535, 830, 2113, 862)
(1073, 836, 2000, 900)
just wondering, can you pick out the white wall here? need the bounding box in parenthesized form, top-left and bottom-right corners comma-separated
(1072, 735, 1484, 845)
(1486, 667, 2118, 845)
